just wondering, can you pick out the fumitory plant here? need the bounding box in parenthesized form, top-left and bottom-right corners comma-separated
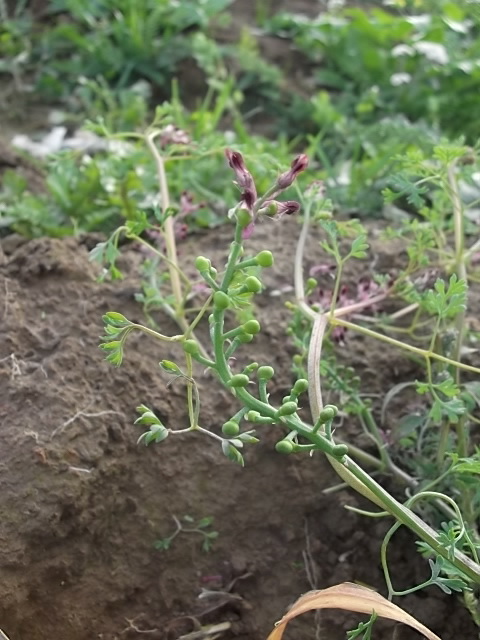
(97, 141, 480, 636)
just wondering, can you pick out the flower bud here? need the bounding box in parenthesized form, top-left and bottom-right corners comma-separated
(245, 276, 262, 293)
(256, 250, 274, 267)
(276, 401, 298, 416)
(236, 207, 252, 229)
(293, 379, 309, 394)
(275, 440, 295, 454)
(228, 374, 250, 388)
(276, 154, 309, 190)
(277, 200, 300, 216)
(257, 366, 274, 380)
(238, 333, 254, 343)
(244, 362, 259, 374)
(222, 421, 240, 436)
(213, 291, 230, 310)
(319, 406, 337, 423)
(195, 256, 211, 272)
(243, 319, 261, 335)
(262, 201, 279, 216)
(183, 340, 200, 356)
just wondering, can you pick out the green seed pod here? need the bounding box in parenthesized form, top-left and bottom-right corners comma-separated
(282, 395, 292, 403)
(293, 379, 309, 395)
(238, 333, 254, 343)
(277, 402, 298, 416)
(213, 291, 230, 310)
(195, 256, 211, 272)
(183, 339, 200, 356)
(222, 421, 240, 436)
(264, 202, 279, 216)
(275, 440, 294, 454)
(228, 374, 250, 388)
(257, 366, 274, 380)
(247, 410, 261, 422)
(244, 362, 259, 374)
(210, 267, 218, 278)
(245, 276, 262, 293)
(256, 250, 274, 267)
(319, 405, 338, 423)
(293, 354, 303, 365)
(243, 319, 261, 335)
(332, 443, 348, 457)
(306, 277, 318, 291)
(236, 208, 252, 229)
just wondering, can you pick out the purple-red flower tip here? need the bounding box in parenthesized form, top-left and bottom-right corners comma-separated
(225, 149, 257, 208)
(276, 154, 309, 190)
(278, 200, 300, 215)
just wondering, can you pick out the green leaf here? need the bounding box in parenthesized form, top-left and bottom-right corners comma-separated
(349, 234, 369, 259)
(160, 360, 183, 375)
(100, 340, 121, 351)
(221, 440, 244, 466)
(236, 431, 260, 444)
(389, 174, 428, 209)
(440, 397, 466, 423)
(154, 538, 171, 551)
(430, 398, 443, 424)
(105, 241, 120, 265)
(436, 376, 460, 397)
(89, 241, 107, 263)
(105, 349, 123, 367)
(134, 411, 161, 426)
(396, 413, 424, 437)
(424, 274, 467, 319)
(138, 424, 169, 446)
(125, 213, 150, 236)
(197, 516, 214, 528)
(453, 460, 480, 474)
(103, 311, 130, 327)
(415, 381, 430, 395)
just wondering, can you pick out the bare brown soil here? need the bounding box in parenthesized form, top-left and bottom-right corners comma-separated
(0, 219, 477, 640)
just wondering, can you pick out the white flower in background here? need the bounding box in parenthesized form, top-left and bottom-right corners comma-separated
(102, 177, 117, 193)
(392, 44, 414, 57)
(444, 18, 471, 34)
(406, 14, 431, 28)
(390, 72, 412, 86)
(458, 59, 480, 73)
(413, 42, 449, 65)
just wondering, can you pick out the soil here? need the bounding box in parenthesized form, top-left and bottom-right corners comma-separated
(0, 219, 478, 640)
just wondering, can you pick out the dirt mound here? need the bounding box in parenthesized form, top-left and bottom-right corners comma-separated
(0, 227, 476, 640)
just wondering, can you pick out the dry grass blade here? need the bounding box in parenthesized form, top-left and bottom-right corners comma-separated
(0, 630, 11, 640)
(266, 582, 442, 640)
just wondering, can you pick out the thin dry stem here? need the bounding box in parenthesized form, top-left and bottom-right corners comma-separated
(145, 130, 183, 315)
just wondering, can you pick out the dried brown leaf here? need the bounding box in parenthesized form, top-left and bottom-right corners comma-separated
(267, 582, 442, 640)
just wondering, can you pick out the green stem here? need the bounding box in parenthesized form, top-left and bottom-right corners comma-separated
(331, 316, 480, 375)
(220, 223, 244, 292)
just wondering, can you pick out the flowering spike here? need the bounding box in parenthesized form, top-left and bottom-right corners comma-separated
(225, 149, 258, 211)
